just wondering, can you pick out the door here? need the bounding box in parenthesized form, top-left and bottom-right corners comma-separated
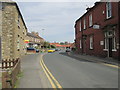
(108, 38, 112, 57)
(83, 39, 86, 54)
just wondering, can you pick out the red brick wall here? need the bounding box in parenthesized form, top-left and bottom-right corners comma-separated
(75, 2, 119, 59)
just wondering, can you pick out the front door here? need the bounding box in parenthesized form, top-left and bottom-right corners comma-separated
(108, 38, 112, 57)
(83, 39, 86, 54)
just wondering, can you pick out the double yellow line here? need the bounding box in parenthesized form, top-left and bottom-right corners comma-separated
(102, 63, 119, 68)
(40, 55, 62, 89)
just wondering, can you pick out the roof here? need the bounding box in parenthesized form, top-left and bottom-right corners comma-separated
(75, 2, 101, 23)
(27, 32, 44, 40)
(27, 32, 38, 38)
(50, 43, 72, 47)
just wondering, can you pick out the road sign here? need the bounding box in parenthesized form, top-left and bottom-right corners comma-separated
(24, 40, 29, 43)
(93, 25, 100, 29)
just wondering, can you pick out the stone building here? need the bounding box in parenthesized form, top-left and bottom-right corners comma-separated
(1, 1, 27, 59)
(26, 32, 45, 49)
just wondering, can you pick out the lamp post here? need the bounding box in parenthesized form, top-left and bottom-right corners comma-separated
(41, 29, 45, 52)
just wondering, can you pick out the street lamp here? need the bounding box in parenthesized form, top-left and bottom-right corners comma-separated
(41, 29, 45, 52)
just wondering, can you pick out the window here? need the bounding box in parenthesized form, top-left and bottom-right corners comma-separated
(106, 2, 112, 19)
(80, 21, 81, 31)
(90, 36, 93, 49)
(17, 39, 20, 50)
(80, 39, 82, 48)
(18, 15, 20, 28)
(89, 14, 92, 27)
(83, 18, 86, 29)
(0, 3, 4, 10)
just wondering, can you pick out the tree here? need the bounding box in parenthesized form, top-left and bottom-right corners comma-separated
(43, 41, 50, 48)
(51, 45, 56, 48)
(60, 42, 64, 45)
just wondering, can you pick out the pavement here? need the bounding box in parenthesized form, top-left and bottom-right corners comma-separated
(18, 53, 52, 88)
(43, 52, 118, 88)
(65, 52, 119, 66)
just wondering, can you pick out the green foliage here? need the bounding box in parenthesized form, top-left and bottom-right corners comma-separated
(43, 41, 50, 48)
(14, 71, 23, 88)
(51, 45, 56, 48)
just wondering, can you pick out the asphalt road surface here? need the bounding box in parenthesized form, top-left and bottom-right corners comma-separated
(43, 51, 118, 88)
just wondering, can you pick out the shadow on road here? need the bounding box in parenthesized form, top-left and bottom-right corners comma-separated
(59, 52, 97, 63)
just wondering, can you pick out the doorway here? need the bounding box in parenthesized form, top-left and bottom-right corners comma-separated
(108, 38, 112, 57)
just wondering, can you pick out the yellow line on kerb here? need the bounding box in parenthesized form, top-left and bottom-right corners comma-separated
(40, 55, 62, 89)
(103, 63, 119, 68)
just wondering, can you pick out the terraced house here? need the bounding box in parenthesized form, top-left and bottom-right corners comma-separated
(26, 32, 45, 49)
(75, 2, 119, 59)
(1, 1, 27, 59)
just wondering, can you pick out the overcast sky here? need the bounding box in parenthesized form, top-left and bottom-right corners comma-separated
(17, 1, 98, 43)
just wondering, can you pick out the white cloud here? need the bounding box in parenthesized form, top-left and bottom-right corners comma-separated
(14, 0, 100, 2)
(17, 2, 96, 42)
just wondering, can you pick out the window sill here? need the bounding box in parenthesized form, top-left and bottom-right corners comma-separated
(103, 49, 108, 51)
(89, 48, 93, 50)
(104, 16, 114, 21)
(112, 49, 117, 51)
(89, 25, 93, 28)
(103, 49, 117, 52)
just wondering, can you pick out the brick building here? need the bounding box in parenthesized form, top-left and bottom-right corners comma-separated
(74, 2, 119, 59)
(1, 1, 27, 59)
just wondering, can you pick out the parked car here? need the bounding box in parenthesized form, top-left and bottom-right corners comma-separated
(36, 49, 39, 53)
(55, 48, 59, 51)
(66, 48, 71, 52)
(27, 47, 36, 53)
(48, 49, 55, 53)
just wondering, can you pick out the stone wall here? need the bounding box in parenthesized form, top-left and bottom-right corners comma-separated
(1, 2, 27, 59)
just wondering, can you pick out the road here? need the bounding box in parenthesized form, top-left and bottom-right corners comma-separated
(43, 51, 118, 88)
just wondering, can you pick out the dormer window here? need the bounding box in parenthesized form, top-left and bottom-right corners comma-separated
(89, 14, 92, 27)
(80, 21, 81, 31)
(106, 2, 112, 19)
(83, 18, 86, 29)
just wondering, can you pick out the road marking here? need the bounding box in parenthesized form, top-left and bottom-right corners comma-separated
(40, 58, 56, 89)
(102, 63, 119, 68)
(40, 54, 62, 89)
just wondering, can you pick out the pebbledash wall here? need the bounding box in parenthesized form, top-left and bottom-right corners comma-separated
(1, 1, 27, 59)
(75, 2, 119, 59)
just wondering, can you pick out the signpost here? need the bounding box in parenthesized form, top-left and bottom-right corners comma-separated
(24, 40, 29, 43)
(93, 25, 100, 29)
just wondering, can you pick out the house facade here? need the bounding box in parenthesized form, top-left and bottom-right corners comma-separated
(26, 32, 45, 49)
(1, 1, 27, 59)
(75, 2, 119, 59)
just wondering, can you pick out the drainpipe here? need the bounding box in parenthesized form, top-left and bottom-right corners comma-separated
(81, 29, 83, 55)
(118, 1, 120, 60)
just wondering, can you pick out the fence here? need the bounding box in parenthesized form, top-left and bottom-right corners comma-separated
(2, 58, 19, 69)
(1, 58, 21, 88)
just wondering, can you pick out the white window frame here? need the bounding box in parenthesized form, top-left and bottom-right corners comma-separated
(90, 36, 93, 49)
(80, 21, 81, 31)
(113, 31, 116, 50)
(104, 33, 108, 50)
(104, 31, 116, 51)
(80, 39, 82, 48)
(106, 2, 112, 19)
(83, 18, 86, 29)
(89, 14, 92, 27)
